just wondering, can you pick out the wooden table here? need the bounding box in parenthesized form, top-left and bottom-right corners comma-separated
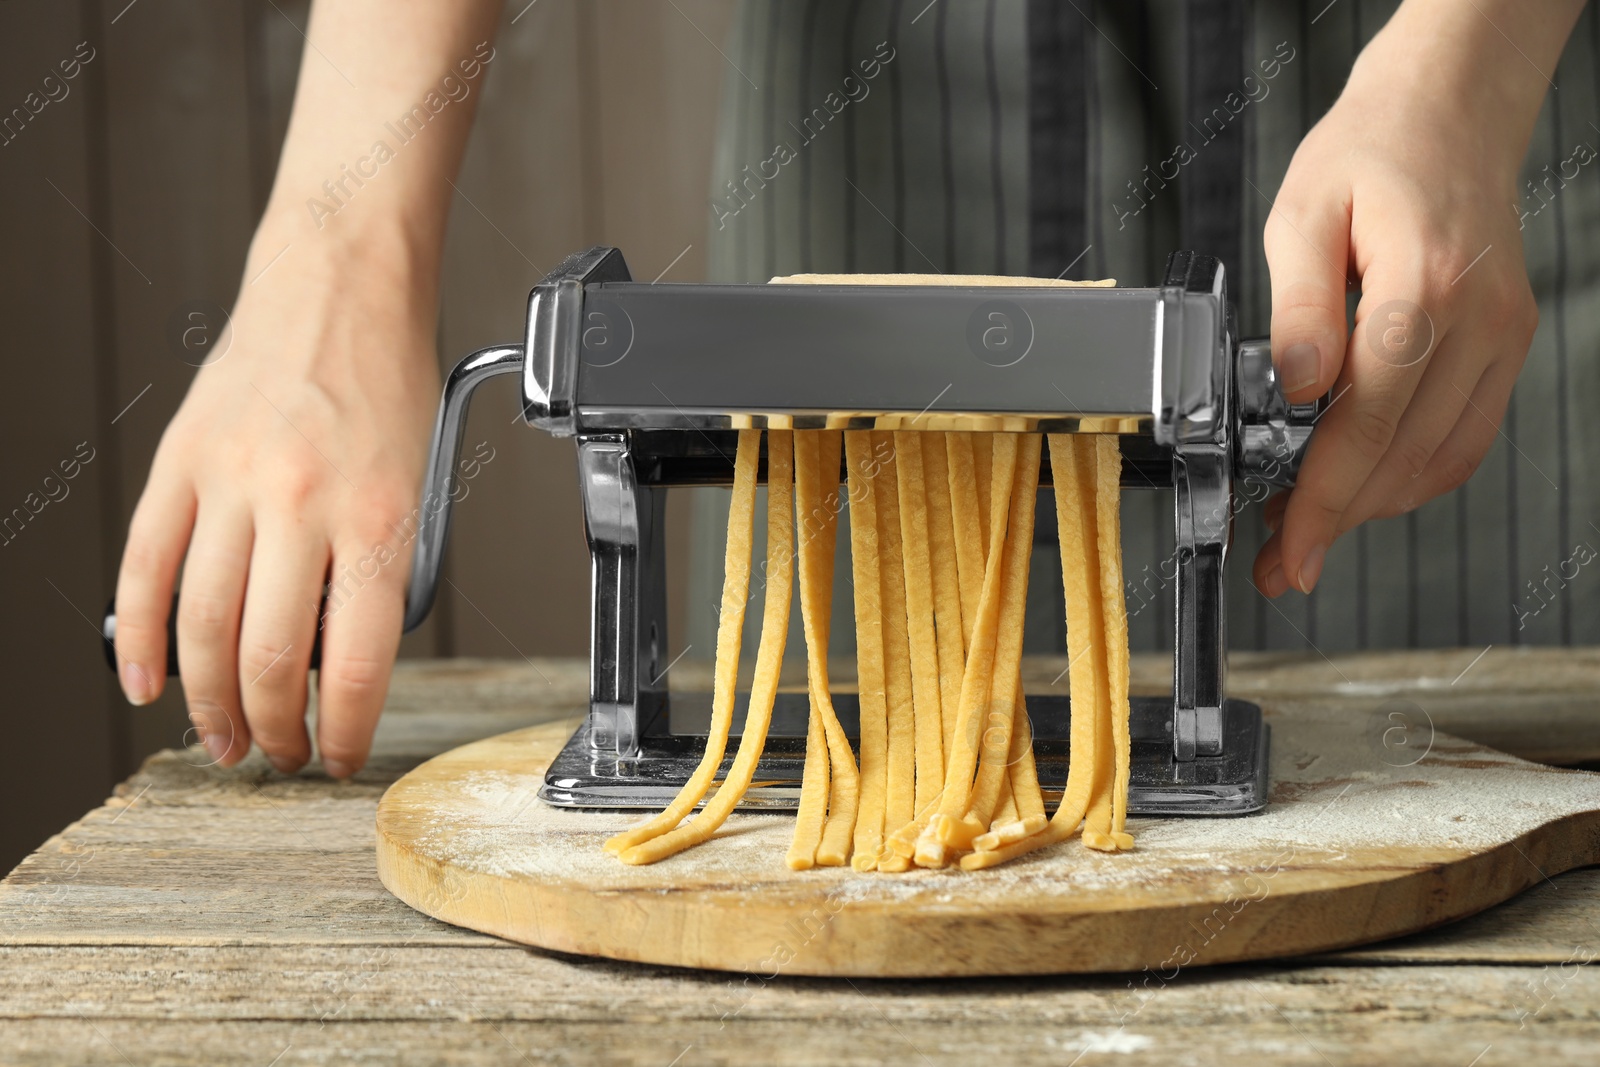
(3, 651, 1598, 1065)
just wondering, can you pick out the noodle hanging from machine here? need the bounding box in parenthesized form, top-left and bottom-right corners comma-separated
(605, 427, 1134, 872)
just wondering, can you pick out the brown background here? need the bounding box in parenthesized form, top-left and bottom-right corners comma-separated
(0, 0, 737, 873)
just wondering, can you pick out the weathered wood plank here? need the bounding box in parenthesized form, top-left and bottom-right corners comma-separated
(0, 951, 1596, 1066)
(4, 656, 1598, 961)
(2, 654, 1597, 1061)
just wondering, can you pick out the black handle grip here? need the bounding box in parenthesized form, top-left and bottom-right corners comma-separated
(102, 597, 324, 677)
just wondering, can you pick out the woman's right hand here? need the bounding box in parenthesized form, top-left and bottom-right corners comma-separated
(111, 0, 504, 775)
(113, 215, 442, 777)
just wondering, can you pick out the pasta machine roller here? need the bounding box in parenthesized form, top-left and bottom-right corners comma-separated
(396, 245, 1320, 817)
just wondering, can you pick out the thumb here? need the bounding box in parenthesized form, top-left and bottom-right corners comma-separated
(1263, 193, 1351, 403)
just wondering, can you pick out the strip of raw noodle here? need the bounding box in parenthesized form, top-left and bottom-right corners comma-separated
(922, 432, 966, 757)
(893, 430, 1006, 862)
(876, 433, 969, 866)
(1091, 434, 1134, 850)
(993, 766, 1018, 827)
(913, 435, 1018, 867)
(813, 431, 860, 865)
(944, 433, 986, 647)
(977, 691, 1049, 848)
(846, 432, 890, 871)
(785, 434, 827, 871)
(972, 433, 994, 551)
(787, 431, 842, 870)
(788, 692, 831, 870)
(796, 430, 859, 867)
(881, 433, 979, 863)
(941, 431, 1046, 838)
(873, 432, 916, 872)
(944, 435, 1041, 850)
(605, 429, 760, 856)
(621, 432, 795, 864)
(998, 700, 1049, 831)
(894, 431, 946, 818)
(1073, 440, 1120, 853)
(964, 433, 1109, 868)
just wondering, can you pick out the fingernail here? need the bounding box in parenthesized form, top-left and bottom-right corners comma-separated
(1263, 565, 1287, 597)
(324, 759, 354, 780)
(1265, 508, 1282, 534)
(1297, 543, 1327, 593)
(204, 731, 229, 764)
(121, 662, 153, 706)
(268, 754, 299, 775)
(1281, 343, 1320, 392)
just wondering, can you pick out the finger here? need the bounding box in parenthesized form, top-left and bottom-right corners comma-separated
(315, 536, 407, 778)
(175, 504, 254, 766)
(1334, 333, 1481, 534)
(1279, 279, 1437, 592)
(114, 473, 196, 705)
(1252, 527, 1290, 598)
(1264, 188, 1352, 402)
(1373, 355, 1518, 517)
(1263, 491, 1289, 534)
(237, 517, 327, 773)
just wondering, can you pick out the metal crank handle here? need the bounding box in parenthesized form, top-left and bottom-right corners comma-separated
(99, 344, 525, 678)
(1235, 337, 1326, 490)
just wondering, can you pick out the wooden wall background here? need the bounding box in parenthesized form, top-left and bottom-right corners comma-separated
(0, 0, 738, 873)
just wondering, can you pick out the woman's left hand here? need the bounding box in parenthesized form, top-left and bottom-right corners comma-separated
(1253, 0, 1585, 597)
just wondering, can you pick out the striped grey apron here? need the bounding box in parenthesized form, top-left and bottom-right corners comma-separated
(689, 0, 1600, 658)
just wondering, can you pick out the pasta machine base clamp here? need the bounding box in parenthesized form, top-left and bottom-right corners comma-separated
(396, 246, 1321, 817)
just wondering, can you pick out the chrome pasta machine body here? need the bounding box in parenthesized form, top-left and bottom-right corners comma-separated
(98, 246, 1313, 814)
(402, 247, 1319, 816)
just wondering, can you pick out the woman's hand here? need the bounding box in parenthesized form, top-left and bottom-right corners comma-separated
(1254, 0, 1585, 597)
(114, 220, 440, 776)
(111, 0, 502, 774)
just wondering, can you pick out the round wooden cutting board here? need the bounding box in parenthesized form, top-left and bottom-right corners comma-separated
(375, 704, 1600, 977)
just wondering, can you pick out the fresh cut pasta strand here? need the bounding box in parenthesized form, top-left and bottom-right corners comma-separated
(1096, 435, 1135, 849)
(1079, 437, 1129, 852)
(915, 436, 1018, 863)
(931, 434, 1017, 816)
(922, 432, 966, 756)
(846, 431, 890, 871)
(950, 435, 1042, 845)
(788, 698, 831, 870)
(812, 431, 859, 865)
(993, 766, 1018, 827)
(874, 432, 917, 848)
(974, 698, 1049, 852)
(1003, 690, 1048, 834)
(964, 433, 1123, 868)
(894, 431, 946, 816)
(787, 431, 851, 870)
(882, 435, 970, 864)
(890, 434, 990, 865)
(972, 433, 994, 552)
(620, 431, 794, 865)
(812, 430, 844, 648)
(605, 429, 761, 856)
(1051, 433, 1114, 836)
(944, 433, 987, 647)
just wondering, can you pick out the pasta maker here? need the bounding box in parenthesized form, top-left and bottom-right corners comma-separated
(404, 246, 1317, 817)
(104, 246, 1318, 817)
